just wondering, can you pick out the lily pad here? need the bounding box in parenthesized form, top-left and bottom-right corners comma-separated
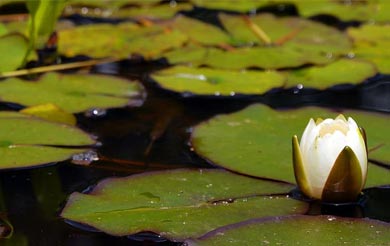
(185, 215, 390, 246)
(0, 111, 95, 169)
(58, 23, 188, 59)
(284, 58, 377, 89)
(61, 169, 308, 241)
(219, 13, 351, 54)
(151, 66, 285, 95)
(163, 45, 334, 70)
(0, 72, 144, 113)
(348, 24, 390, 74)
(293, 0, 390, 22)
(0, 34, 28, 73)
(191, 0, 269, 12)
(191, 104, 390, 187)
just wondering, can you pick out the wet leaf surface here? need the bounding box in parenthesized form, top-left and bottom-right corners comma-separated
(58, 23, 188, 59)
(348, 24, 390, 74)
(151, 65, 285, 95)
(0, 72, 144, 113)
(185, 215, 390, 246)
(0, 34, 28, 73)
(61, 169, 308, 241)
(192, 104, 390, 186)
(284, 58, 377, 89)
(0, 111, 95, 169)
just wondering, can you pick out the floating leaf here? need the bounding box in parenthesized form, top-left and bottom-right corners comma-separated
(58, 23, 187, 59)
(191, 104, 390, 186)
(293, 0, 390, 22)
(191, 0, 269, 12)
(169, 15, 231, 45)
(0, 72, 144, 113)
(284, 58, 377, 89)
(61, 169, 307, 241)
(219, 13, 351, 53)
(163, 45, 334, 70)
(20, 103, 77, 125)
(0, 34, 28, 73)
(185, 215, 390, 246)
(151, 66, 285, 95)
(348, 24, 390, 74)
(0, 112, 95, 169)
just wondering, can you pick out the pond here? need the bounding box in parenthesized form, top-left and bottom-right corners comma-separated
(0, 1, 390, 245)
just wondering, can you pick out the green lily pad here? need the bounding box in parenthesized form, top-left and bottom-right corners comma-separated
(185, 215, 390, 246)
(348, 24, 390, 74)
(191, 104, 390, 187)
(58, 23, 188, 59)
(219, 13, 351, 53)
(293, 0, 390, 22)
(191, 0, 269, 12)
(151, 66, 285, 95)
(0, 111, 95, 169)
(0, 72, 144, 113)
(284, 58, 377, 89)
(61, 169, 308, 241)
(163, 45, 334, 70)
(0, 34, 28, 73)
(170, 15, 231, 46)
(112, 3, 193, 19)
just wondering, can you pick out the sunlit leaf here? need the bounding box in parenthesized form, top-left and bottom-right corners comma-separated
(284, 58, 377, 89)
(191, 0, 269, 12)
(0, 72, 144, 113)
(293, 0, 390, 22)
(20, 103, 77, 125)
(61, 169, 308, 241)
(58, 23, 188, 59)
(192, 104, 390, 186)
(151, 66, 285, 95)
(348, 24, 390, 74)
(0, 34, 28, 73)
(0, 112, 95, 169)
(219, 13, 351, 54)
(185, 215, 390, 245)
(163, 45, 334, 70)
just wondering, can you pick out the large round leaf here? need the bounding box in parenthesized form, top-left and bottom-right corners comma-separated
(0, 72, 144, 113)
(58, 23, 188, 59)
(185, 215, 390, 246)
(219, 13, 351, 54)
(151, 66, 285, 95)
(0, 112, 95, 169)
(163, 45, 334, 70)
(348, 24, 390, 74)
(284, 58, 377, 89)
(61, 169, 308, 241)
(0, 33, 28, 73)
(191, 104, 390, 187)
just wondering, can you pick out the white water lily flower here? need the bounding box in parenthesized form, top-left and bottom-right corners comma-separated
(292, 115, 367, 202)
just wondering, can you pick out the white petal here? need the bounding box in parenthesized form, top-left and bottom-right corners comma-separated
(303, 131, 346, 199)
(300, 118, 318, 156)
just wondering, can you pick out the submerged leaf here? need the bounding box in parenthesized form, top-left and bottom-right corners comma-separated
(191, 104, 390, 186)
(185, 215, 390, 245)
(151, 65, 285, 95)
(61, 169, 307, 241)
(0, 112, 95, 169)
(0, 72, 144, 113)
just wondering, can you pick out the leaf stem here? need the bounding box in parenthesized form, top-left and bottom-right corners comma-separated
(242, 15, 272, 45)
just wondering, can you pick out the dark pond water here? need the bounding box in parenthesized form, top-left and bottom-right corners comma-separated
(0, 3, 390, 246)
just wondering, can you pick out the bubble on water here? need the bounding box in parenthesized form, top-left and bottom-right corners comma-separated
(347, 52, 355, 58)
(170, 0, 177, 7)
(81, 7, 89, 15)
(84, 108, 107, 118)
(214, 91, 221, 96)
(230, 91, 236, 96)
(71, 150, 99, 165)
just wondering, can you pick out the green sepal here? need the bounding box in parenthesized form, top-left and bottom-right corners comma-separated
(321, 146, 363, 203)
(292, 135, 311, 197)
